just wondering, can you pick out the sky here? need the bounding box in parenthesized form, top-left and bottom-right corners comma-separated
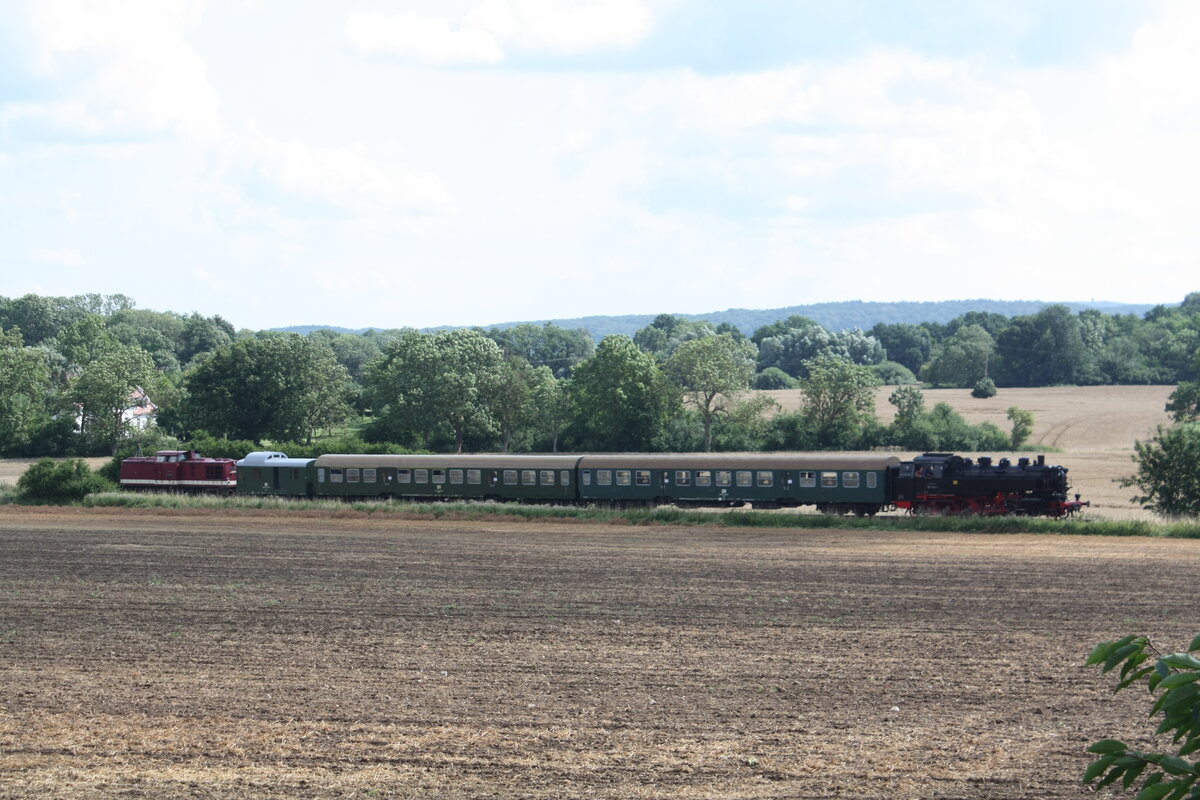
(1, 0, 1198, 332)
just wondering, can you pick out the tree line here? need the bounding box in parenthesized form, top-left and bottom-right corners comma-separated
(2, 292, 1199, 461)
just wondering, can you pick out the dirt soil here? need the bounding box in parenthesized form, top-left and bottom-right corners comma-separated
(2, 506, 1196, 799)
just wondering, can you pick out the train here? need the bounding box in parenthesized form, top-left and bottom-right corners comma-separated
(119, 449, 1089, 517)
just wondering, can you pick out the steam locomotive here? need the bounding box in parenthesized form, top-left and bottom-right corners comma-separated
(120, 449, 1088, 518)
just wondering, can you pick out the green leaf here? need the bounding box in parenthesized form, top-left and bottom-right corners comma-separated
(1090, 739, 1132, 754)
(1085, 754, 1120, 783)
(1163, 654, 1200, 670)
(1123, 761, 1148, 789)
(1107, 644, 1146, 673)
(1135, 781, 1175, 800)
(1160, 673, 1200, 690)
(1157, 756, 1195, 776)
(1088, 641, 1117, 666)
(1188, 633, 1200, 653)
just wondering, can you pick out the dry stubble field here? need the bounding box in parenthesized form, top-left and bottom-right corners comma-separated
(2, 507, 1199, 799)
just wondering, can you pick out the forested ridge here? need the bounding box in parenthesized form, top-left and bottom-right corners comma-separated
(2, 292, 1198, 460)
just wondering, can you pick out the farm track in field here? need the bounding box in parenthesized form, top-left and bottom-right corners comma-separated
(2, 508, 1197, 798)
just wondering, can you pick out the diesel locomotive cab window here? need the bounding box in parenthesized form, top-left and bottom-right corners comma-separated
(504, 470, 518, 485)
(799, 471, 816, 488)
(347, 469, 361, 483)
(736, 471, 752, 487)
(757, 471, 773, 487)
(540, 470, 555, 485)
(842, 471, 860, 488)
(449, 469, 464, 484)
(867, 472, 877, 489)
(821, 472, 838, 488)
(635, 470, 651, 486)
(716, 471, 732, 487)
(675, 470, 691, 486)
(415, 469, 429, 484)
(331, 469, 343, 483)
(467, 469, 481, 485)
(432, 469, 446, 484)
(695, 471, 712, 487)
(597, 470, 612, 486)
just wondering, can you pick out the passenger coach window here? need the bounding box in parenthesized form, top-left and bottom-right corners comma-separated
(736, 471, 752, 487)
(597, 470, 612, 486)
(821, 472, 838, 488)
(504, 470, 518, 485)
(415, 469, 429, 484)
(867, 472, 877, 489)
(318, 468, 326, 483)
(432, 469, 446, 484)
(695, 471, 712, 487)
(449, 469, 464, 484)
(757, 471, 773, 487)
(582, 470, 592, 486)
(331, 469, 343, 483)
(843, 472, 860, 488)
(347, 469, 361, 483)
(799, 471, 816, 488)
(560, 470, 570, 486)
(716, 471, 732, 487)
(616, 470, 632, 486)
(522, 470, 537, 485)
(467, 469, 481, 485)
(540, 470, 555, 485)
(397, 469, 411, 483)
(364, 469, 377, 483)
(675, 470, 691, 486)
(635, 470, 651, 486)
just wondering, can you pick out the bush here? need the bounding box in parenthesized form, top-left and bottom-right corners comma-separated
(753, 367, 798, 390)
(871, 361, 918, 386)
(1120, 423, 1200, 518)
(971, 377, 997, 398)
(17, 459, 114, 503)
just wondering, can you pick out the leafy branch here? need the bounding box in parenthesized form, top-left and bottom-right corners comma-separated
(1084, 634, 1200, 799)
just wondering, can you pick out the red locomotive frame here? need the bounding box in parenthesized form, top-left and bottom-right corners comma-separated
(119, 450, 237, 493)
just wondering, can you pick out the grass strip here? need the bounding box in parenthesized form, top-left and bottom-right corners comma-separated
(65, 491, 1200, 538)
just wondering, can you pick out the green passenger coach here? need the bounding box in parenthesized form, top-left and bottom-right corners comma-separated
(312, 454, 583, 503)
(576, 454, 899, 513)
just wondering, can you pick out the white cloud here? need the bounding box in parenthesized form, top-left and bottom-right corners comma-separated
(466, 0, 655, 54)
(29, 0, 221, 140)
(30, 247, 85, 267)
(237, 125, 452, 218)
(344, 11, 503, 65)
(346, 0, 657, 64)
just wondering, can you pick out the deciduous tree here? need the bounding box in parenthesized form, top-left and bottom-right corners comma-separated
(665, 334, 757, 451)
(568, 335, 678, 451)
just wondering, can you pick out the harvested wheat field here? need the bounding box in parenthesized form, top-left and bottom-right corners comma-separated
(1, 506, 1197, 799)
(765, 384, 1175, 520)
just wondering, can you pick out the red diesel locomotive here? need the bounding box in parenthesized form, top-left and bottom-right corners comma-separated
(119, 450, 237, 493)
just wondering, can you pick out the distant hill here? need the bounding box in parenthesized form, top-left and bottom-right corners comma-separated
(278, 299, 1160, 340)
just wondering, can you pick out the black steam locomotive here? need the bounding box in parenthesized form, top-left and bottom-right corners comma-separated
(892, 452, 1087, 517)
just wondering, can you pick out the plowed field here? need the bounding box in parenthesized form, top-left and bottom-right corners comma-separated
(2, 507, 1196, 798)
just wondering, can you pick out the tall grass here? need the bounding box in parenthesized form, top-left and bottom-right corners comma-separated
(75, 492, 1200, 538)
